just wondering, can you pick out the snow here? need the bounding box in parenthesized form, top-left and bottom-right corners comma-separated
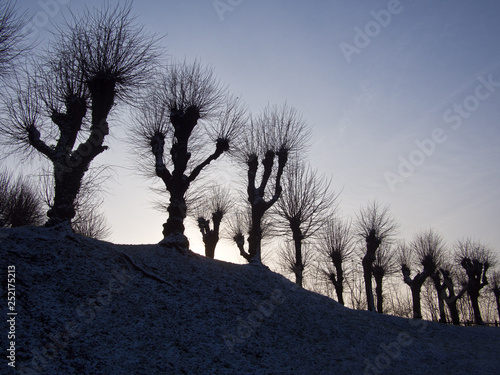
(1, 226, 499, 374)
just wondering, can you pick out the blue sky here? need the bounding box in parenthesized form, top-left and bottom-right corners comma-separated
(10, 0, 500, 263)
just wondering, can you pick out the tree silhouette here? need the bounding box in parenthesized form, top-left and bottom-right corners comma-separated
(0, 3, 160, 230)
(354, 200, 398, 311)
(195, 184, 233, 258)
(275, 161, 335, 286)
(456, 239, 495, 325)
(372, 244, 397, 313)
(235, 103, 309, 263)
(399, 230, 444, 320)
(439, 265, 467, 325)
(133, 60, 246, 250)
(317, 216, 353, 305)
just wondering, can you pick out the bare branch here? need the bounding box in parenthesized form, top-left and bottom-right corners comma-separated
(0, 1, 29, 79)
(159, 59, 226, 119)
(354, 200, 398, 243)
(275, 160, 337, 240)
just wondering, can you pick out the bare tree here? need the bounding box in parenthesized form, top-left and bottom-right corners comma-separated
(439, 265, 467, 325)
(399, 230, 444, 320)
(423, 231, 448, 323)
(317, 216, 353, 305)
(0, 0, 28, 80)
(0, 169, 44, 227)
(133, 60, 245, 250)
(235, 103, 309, 263)
(0, 3, 160, 230)
(195, 184, 233, 258)
(372, 244, 397, 313)
(226, 206, 274, 263)
(354, 200, 398, 311)
(456, 239, 495, 325)
(274, 161, 335, 286)
(492, 271, 500, 323)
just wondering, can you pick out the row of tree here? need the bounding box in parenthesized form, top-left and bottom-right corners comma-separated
(1, 2, 498, 327)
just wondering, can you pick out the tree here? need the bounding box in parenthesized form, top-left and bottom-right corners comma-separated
(317, 216, 353, 305)
(195, 184, 233, 258)
(372, 244, 397, 313)
(235, 103, 309, 263)
(0, 3, 160, 229)
(275, 161, 335, 286)
(399, 230, 444, 320)
(0, 169, 44, 227)
(456, 239, 495, 325)
(133, 60, 246, 250)
(491, 271, 500, 323)
(227, 206, 273, 263)
(354, 200, 398, 311)
(0, 0, 27, 80)
(439, 265, 467, 325)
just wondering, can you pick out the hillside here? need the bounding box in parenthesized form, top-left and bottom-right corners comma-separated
(1, 226, 499, 374)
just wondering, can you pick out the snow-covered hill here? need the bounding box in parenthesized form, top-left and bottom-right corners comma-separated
(1, 226, 498, 374)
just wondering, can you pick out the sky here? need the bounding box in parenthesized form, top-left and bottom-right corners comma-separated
(7, 0, 500, 264)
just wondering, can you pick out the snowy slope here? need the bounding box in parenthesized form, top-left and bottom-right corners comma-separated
(1, 226, 499, 375)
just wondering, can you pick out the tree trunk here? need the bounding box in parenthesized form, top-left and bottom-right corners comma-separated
(46, 160, 85, 228)
(247, 204, 264, 263)
(446, 299, 461, 325)
(411, 284, 423, 320)
(468, 290, 484, 325)
(162, 194, 189, 250)
(334, 262, 344, 306)
(373, 270, 384, 314)
(362, 253, 375, 311)
(431, 273, 447, 324)
(292, 225, 304, 287)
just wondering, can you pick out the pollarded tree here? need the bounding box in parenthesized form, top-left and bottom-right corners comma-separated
(456, 239, 495, 325)
(0, 0, 28, 80)
(372, 244, 397, 314)
(275, 161, 335, 286)
(317, 216, 353, 305)
(423, 230, 448, 323)
(0, 3, 160, 229)
(235, 103, 309, 264)
(133, 60, 246, 250)
(227, 206, 274, 263)
(195, 184, 234, 258)
(399, 230, 444, 320)
(439, 265, 467, 325)
(354, 200, 398, 311)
